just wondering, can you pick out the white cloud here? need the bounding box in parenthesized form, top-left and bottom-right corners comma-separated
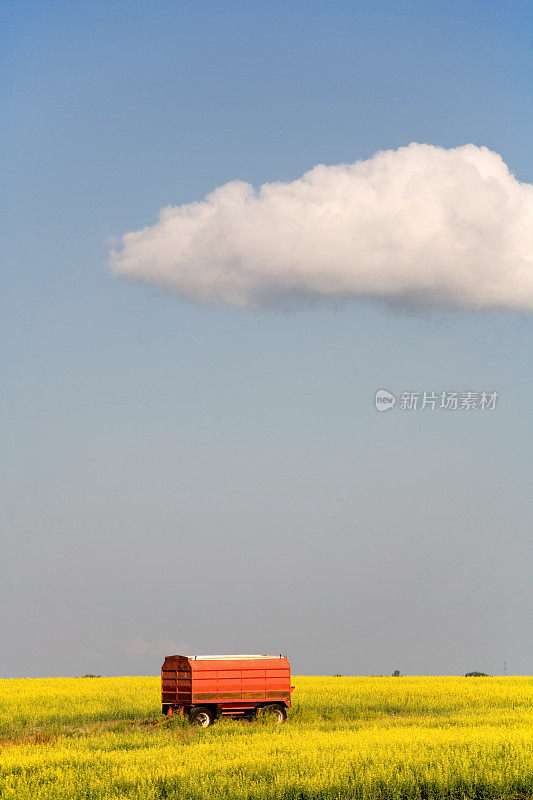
(80, 648, 105, 663)
(123, 638, 151, 659)
(123, 638, 191, 659)
(109, 144, 533, 311)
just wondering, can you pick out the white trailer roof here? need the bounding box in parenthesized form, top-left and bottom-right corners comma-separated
(188, 654, 283, 660)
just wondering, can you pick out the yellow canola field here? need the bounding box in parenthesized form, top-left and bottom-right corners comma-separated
(0, 676, 531, 799)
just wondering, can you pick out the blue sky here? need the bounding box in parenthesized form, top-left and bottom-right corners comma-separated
(2, 0, 532, 677)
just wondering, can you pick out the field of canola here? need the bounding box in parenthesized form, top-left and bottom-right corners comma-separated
(0, 675, 531, 799)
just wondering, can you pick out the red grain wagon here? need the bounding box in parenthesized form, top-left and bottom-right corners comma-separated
(161, 654, 293, 727)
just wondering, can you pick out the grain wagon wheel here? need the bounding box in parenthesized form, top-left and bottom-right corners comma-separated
(189, 707, 213, 728)
(260, 704, 287, 723)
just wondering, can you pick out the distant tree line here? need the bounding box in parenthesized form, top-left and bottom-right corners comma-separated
(330, 670, 494, 677)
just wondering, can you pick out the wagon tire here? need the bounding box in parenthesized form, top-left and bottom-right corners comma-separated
(260, 704, 287, 723)
(188, 707, 213, 728)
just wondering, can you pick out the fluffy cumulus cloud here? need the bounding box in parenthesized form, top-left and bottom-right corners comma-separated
(109, 144, 533, 310)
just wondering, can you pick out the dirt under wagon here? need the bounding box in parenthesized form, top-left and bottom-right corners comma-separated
(161, 654, 294, 726)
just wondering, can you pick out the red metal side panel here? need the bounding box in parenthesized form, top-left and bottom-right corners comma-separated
(161, 655, 192, 705)
(189, 657, 292, 706)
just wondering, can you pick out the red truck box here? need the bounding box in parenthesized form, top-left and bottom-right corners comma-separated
(162, 654, 293, 726)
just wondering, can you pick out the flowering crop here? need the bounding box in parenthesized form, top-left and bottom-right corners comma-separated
(0, 675, 531, 799)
